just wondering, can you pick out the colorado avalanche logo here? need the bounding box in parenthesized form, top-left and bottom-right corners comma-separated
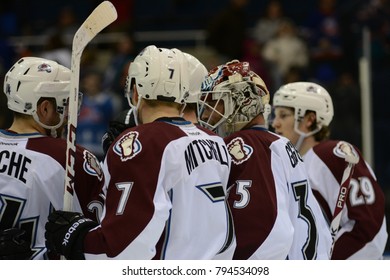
(114, 131, 142, 161)
(333, 141, 358, 163)
(83, 150, 103, 180)
(37, 63, 52, 73)
(227, 137, 253, 165)
(306, 85, 317, 93)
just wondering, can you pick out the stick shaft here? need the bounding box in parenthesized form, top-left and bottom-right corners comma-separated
(63, 1, 117, 211)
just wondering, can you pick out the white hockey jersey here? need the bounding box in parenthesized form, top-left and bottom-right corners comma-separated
(83, 118, 235, 260)
(225, 126, 332, 259)
(0, 130, 105, 259)
(304, 140, 388, 259)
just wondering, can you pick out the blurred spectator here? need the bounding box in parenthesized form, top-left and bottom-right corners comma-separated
(0, 4, 17, 129)
(108, 0, 134, 32)
(0, 3, 18, 36)
(328, 72, 362, 149)
(283, 66, 306, 84)
(102, 33, 137, 109)
(241, 38, 271, 89)
(0, 92, 13, 129)
(76, 70, 122, 161)
(205, 0, 249, 63)
(354, 0, 390, 71)
(44, 6, 79, 44)
(302, 0, 343, 85)
(252, 0, 288, 46)
(262, 19, 309, 91)
(40, 32, 71, 68)
(0, 3, 17, 71)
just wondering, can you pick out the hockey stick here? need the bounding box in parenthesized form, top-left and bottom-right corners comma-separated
(64, 1, 117, 211)
(329, 141, 359, 257)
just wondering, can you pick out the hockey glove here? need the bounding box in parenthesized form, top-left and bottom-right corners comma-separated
(45, 210, 98, 260)
(0, 228, 33, 260)
(102, 109, 136, 156)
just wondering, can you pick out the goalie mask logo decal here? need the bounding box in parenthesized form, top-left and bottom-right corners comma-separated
(83, 150, 103, 180)
(227, 137, 253, 165)
(114, 131, 142, 161)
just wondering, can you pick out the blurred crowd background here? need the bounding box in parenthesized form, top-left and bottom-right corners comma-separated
(1, 0, 389, 252)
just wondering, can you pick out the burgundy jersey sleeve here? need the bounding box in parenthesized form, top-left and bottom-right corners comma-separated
(310, 140, 387, 259)
(27, 137, 105, 221)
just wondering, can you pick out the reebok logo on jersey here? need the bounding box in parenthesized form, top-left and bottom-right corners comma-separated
(226, 137, 253, 165)
(114, 131, 142, 161)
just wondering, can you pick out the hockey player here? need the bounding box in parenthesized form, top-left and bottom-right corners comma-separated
(45, 45, 235, 260)
(272, 81, 388, 259)
(197, 60, 332, 259)
(100, 51, 207, 156)
(0, 57, 105, 260)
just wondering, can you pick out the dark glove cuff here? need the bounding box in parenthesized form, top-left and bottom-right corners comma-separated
(61, 218, 98, 260)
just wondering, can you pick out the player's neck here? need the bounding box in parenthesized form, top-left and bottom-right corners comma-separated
(140, 104, 182, 124)
(299, 136, 318, 156)
(182, 110, 198, 124)
(9, 118, 46, 135)
(245, 114, 266, 128)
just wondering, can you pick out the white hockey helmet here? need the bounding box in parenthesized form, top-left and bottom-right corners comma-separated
(197, 60, 269, 136)
(180, 51, 208, 104)
(3, 57, 71, 135)
(125, 45, 186, 105)
(273, 81, 334, 129)
(4, 57, 70, 115)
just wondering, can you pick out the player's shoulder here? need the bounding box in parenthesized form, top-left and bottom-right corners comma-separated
(195, 124, 219, 136)
(224, 129, 294, 163)
(27, 136, 66, 156)
(21, 136, 68, 171)
(309, 140, 362, 173)
(107, 119, 188, 161)
(312, 140, 360, 161)
(265, 131, 295, 155)
(224, 128, 281, 144)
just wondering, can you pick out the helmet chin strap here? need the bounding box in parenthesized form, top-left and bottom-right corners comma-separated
(293, 121, 321, 152)
(295, 134, 306, 151)
(129, 98, 141, 126)
(32, 112, 65, 138)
